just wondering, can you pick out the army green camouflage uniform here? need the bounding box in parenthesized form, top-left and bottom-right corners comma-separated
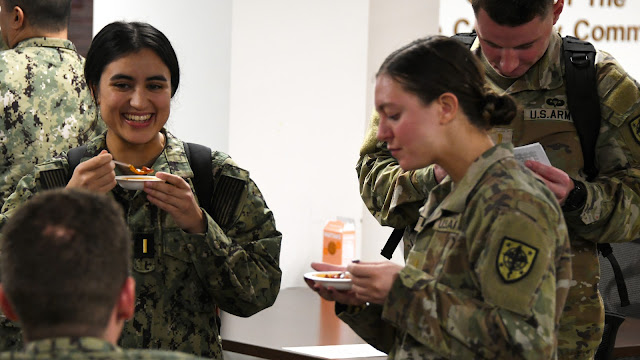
(0, 337, 208, 359)
(357, 33, 640, 359)
(0, 130, 282, 359)
(342, 144, 572, 359)
(0, 37, 105, 209)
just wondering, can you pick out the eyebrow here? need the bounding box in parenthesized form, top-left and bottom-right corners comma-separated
(480, 35, 537, 49)
(109, 74, 168, 82)
(376, 103, 389, 112)
(376, 103, 396, 114)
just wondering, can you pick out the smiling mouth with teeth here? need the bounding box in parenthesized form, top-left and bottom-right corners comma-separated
(124, 114, 152, 122)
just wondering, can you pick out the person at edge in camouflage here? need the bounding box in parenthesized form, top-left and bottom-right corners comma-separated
(0, 21, 282, 359)
(306, 36, 572, 359)
(0, 0, 105, 209)
(0, 189, 208, 360)
(357, 1, 640, 358)
(0, 0, 105, 349)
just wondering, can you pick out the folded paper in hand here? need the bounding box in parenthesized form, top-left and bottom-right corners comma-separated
(514, 142, 551, 166)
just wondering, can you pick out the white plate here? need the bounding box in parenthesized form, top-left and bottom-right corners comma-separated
(115, 175, 164, 190)
(304, 271, 352, 290)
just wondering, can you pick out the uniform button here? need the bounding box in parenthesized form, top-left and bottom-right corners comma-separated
(187, 244, 195, 252)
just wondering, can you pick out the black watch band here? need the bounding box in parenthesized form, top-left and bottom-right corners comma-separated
(562, 179, 587, 212)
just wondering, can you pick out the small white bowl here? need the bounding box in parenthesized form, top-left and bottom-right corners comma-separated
(304, 271, 352, 290)
(115, 175, 164, 190)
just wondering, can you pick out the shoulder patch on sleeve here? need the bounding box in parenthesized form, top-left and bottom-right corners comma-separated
(212, 173, 246, 229)
(38, 169, 68, 190)
(497, 237, 539, 283)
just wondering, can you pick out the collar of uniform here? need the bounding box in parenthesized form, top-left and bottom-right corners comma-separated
(81, 130, 107, 158)
(25, 337, 122, 354)
(13, 37, 77, 52)
(475, 32, 563, 94)
(415, 178, 454, 231)
(440, 143, 514, 214)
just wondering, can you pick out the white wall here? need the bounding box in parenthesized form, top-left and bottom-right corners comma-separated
(440, 0, 640, 80)
(93, 0, 233, 152)
(228, 0, 370, 289)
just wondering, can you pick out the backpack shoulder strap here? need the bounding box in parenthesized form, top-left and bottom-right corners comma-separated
(560, 38, 632, 311)
(184, 142, 214, 216)
(451, 32, 477, 48)
(598, 243, 631, 307)
(67, 145, 88, 177)
(562, 35, 600, 181)
(181, 142, 222, 332)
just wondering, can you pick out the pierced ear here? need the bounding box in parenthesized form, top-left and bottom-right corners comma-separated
(0, 285, 19, 322)
(437, 92, 459, 125)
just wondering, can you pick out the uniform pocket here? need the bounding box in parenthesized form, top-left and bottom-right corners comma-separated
(161, 230, 214, 313)
(407, 230, 458, 280)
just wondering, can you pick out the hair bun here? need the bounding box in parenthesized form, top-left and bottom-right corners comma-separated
(481, 92, 517, 128)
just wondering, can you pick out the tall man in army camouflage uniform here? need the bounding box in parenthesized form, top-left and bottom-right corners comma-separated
(0, 189, 206, 359)
(357, 0, 640, 358)
(0, 0, 104, 209)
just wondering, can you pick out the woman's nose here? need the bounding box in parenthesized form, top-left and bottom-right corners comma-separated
(377, 117, 391, 142)
(130, 87, 146, 108)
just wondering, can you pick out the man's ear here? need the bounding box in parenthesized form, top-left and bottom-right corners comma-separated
(10, 6, 25, 30)
(437, 92, 459, 125)
(0, 284, 19, 321)
(552, 0, 564, 25)
(115, 277, 135, 321)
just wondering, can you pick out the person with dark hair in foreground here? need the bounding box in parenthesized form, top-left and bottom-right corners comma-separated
(0, 189, 206, 359)
(307, 36, 572, 359)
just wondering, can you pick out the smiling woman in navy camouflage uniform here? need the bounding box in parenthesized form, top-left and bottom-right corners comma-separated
(0, 21, 282, 359)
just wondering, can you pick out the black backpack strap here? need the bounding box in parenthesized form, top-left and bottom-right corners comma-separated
(562, 36, 600, 182)
(451, 31, 477, 48)
(184, 142, 214, 216)
(598, 243, 631, 307)
(562, 38, 634, 314)
(381, 228, 404, 260)
(67, 145, 88, 175)
(183, 142, 220, 334)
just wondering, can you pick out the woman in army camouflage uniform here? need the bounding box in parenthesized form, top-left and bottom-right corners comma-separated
(306, 36, 572, 359)
(0, 22, 282, 359)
